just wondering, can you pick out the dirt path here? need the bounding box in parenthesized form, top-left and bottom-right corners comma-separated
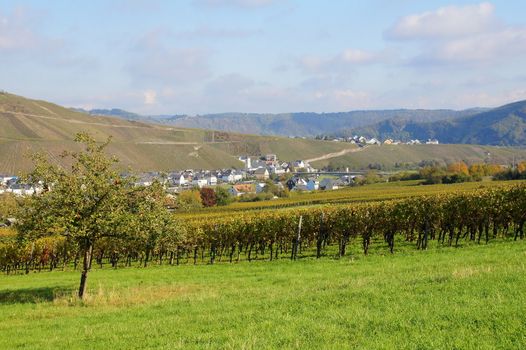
(135, 141, 199, 145)
(306, 146, 367, 163)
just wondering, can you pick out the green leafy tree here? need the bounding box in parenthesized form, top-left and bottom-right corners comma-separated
(0, 193, 18, 222)
(214, 186, 232, 206)
(123, 181, 182, 267)
(16, 133, 174, 298)
(262, 179, 278, 195)
(177, 190, 203, 211)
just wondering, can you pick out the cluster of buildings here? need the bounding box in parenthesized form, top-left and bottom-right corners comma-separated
(326, 135, 440, 145)
(285, 174, 357, 192)
(130, 154, 322, 198)
(1, 153, 358, 200)
(0, 175, 41, 196)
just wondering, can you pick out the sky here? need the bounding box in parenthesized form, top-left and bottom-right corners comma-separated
(1, 0, 526, 114)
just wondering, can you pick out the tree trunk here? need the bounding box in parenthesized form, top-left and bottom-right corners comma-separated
(78, 242, 93, 299)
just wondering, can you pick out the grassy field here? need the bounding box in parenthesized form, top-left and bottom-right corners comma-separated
(1, 240, 525, 349)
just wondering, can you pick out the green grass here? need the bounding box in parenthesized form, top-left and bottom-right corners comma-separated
(1, 240, 525, 349)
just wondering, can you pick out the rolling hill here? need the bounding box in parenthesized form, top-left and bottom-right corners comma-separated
(2, 92, 526, 174)
(0, 92, 358, 173)
(350, 100, 526, 146)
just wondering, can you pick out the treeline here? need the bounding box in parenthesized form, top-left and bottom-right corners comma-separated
(2, 184, 526, 273)
(494, 162, 526, 180)
(389, 162, 506, 185)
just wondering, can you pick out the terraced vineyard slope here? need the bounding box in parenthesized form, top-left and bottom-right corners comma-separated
(0, 93, 356, 173)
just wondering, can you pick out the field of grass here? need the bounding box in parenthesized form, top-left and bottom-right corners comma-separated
(1, 239, 525, 349)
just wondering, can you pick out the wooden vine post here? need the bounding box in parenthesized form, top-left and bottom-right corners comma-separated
(291, 215, 302, 260)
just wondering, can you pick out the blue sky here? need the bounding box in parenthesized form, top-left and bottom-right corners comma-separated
(1, 0, 526, 114)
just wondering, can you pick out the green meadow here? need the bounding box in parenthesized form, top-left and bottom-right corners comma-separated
(1, 239, 525, 349)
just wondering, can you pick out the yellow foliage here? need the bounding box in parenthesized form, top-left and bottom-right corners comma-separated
(447, 161, 469, 175)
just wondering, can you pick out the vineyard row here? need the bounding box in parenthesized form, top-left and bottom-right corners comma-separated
(2, 185, 526, 273)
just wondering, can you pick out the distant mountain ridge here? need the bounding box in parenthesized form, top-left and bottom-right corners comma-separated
(80, 100, 526, 145)
(349, 100, 526, 146)
(84, 108, 482, 137)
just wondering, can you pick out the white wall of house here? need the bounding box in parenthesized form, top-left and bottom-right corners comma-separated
(192, 179, 208, 188)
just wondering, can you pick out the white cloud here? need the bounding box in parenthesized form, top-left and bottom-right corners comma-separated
(429, 28, 526, 63)
(143, 90, 157, 105)
(386, 2, 497, 40)
(298, 48, 384, 75)
(341, 49, 378, 64)
(386, 2, 526, 65)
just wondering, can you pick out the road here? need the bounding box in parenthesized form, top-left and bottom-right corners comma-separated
(305, 146, 367, 163)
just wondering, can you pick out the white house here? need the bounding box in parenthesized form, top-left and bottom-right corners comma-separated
(6, 184, 37, 196)
(426, 139, 439, 145)
(254, 168, 269, 180)
(306, 179, 319, 191)
(293, 160, 306, 169)
(0, 176, 16, 186)
(222, 173, 235, 183)
(256, 183, 267, 193)
(228, 184, 255, 197)
(319, 178, 339, 191)
(265, 154, 277, 162)
(192, 177, 208, 188)
(207, 175, 217, 186)
(173, 174, 187, 186)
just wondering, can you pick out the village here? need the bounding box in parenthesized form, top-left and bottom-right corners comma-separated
(0, 135, 440, 199)
(315, 134, 440, 146)
(0, 153, 359, 200)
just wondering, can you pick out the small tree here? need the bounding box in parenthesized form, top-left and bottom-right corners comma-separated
(447, 161, 469, 175)
(177, 190, 202, 211)
(16, 133, 174, 298)
(214, 186, 232, 206)
(199, 187, 217, 207)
